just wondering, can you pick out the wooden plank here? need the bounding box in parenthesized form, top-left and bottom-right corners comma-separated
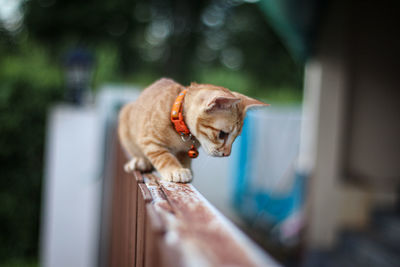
(144, 204, 164, 267)
(127, 174, 138, 267)
(135, 185, 145, 267)
(133, 170, 144, 183)
(136, 183, 153, 267)
(139, 183, 152, 203)
(108, 135, 279, 267)
(109, 141, 141, 267)
(158, 180, 280, 267)
(120, 162, 130, 267)
(143, 177, 183, 267)
(145, 200, 165, 234)
(109, 141, 124, 267)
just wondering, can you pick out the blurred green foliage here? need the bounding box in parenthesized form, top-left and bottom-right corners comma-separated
(0, 33, 63, 264)
(0, 259, 38, 267)
(22, 0, 303, 97)
(0, 0, 303, 265)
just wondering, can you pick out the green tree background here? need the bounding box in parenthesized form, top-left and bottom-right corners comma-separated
(0, 0, 303, 265)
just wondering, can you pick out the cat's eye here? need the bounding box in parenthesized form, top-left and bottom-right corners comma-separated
(218, 130, 228, 139)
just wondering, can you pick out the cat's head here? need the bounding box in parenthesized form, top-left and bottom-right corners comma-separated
(186, 83, 269, 157)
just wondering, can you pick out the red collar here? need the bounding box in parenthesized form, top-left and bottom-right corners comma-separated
(170, 89, 190, 135)
(170, 89, 199, 158)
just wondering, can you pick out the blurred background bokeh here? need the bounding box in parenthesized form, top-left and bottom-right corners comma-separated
(0, 0, 302, 266)
(1, 0, 399, 266)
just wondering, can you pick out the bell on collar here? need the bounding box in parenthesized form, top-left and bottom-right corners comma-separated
(188, 145, 199, 158)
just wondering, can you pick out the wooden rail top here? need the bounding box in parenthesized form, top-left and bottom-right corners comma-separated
(134, 171, 279, 267)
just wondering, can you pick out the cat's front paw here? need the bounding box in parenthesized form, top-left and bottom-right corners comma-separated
(161, 168, 192, 183)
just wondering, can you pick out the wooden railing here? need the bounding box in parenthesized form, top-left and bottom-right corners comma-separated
(106, 139, 279, 267)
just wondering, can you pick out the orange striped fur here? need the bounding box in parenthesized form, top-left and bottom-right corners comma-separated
(118, 78, 268, 183)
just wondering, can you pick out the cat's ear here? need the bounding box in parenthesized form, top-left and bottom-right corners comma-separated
(205, 96, 241, 112)
(232, 92, 269, 114)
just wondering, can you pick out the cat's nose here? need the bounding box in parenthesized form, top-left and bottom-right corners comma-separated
(222, 147, 231, 157)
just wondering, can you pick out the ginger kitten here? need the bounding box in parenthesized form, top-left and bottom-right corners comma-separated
(118, 78, 268, 183)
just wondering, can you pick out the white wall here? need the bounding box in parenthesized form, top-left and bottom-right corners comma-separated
(41, 105, 102, 267)
(41, 86, 141, 267)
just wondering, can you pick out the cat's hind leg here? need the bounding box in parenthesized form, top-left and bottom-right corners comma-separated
(124, 157, 153, 173)
(120, 136, 153, 173)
